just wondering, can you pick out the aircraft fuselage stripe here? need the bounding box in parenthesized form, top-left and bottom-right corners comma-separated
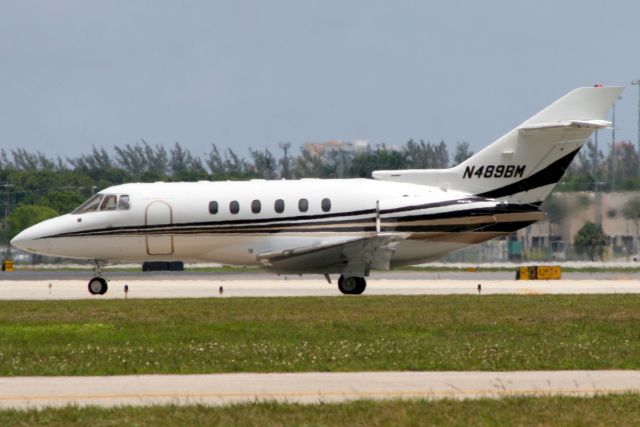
(44, 204, 541, 238)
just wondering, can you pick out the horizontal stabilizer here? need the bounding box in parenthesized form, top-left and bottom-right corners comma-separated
(519, 119, 612, 132)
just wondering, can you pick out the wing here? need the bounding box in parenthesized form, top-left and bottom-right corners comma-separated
(256, 233, 410, 275)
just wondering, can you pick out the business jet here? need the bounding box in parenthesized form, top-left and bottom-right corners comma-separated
(11, 86, 622, 295)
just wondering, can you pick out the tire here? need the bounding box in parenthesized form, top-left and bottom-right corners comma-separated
(352, 277, 366, 295)
(338, 276, 366, 295)
(99, 280, 108, 295)
(88, 277, 108, 295)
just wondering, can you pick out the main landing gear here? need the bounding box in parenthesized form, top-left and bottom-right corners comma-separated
(88, 260, 108, 295)
(338, 275, 366, 295)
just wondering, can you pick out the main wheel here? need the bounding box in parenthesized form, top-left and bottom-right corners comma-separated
(88, 277, 108, 295)
(338, 276, 366, 295)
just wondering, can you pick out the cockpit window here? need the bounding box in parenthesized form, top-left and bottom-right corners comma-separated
(118, 195, 130, 210)
(73, 193, 130, 214)
(72, 194, 103, 214)
(100, 195, 117, 211)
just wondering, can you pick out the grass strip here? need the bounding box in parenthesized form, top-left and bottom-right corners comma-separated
(0, 295, 640, 376)
(2, 394, 640, 426)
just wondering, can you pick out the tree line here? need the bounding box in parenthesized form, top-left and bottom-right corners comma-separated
(559, 139, 640, 192)
(0, 140, 472, 241)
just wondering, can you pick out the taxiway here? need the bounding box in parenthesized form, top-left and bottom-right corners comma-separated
(0, 370, 638, 409)
(0, 277, 639, 299)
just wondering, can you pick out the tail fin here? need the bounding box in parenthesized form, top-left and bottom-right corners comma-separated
(373, 86, 623, 204)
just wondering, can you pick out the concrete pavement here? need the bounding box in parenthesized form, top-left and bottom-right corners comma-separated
(0, 278, 639, 299)
(0, 371, 638, 409)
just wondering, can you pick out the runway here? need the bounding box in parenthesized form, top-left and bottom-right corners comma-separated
(0, 278, 640, 299)
(0, 371, 638, 409)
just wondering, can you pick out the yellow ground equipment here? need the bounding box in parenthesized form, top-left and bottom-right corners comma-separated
(516, 265, 561, 280)
(2, 260, 14, 272)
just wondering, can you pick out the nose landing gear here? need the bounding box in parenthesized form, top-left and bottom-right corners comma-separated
(338, 275, 366, 295)
(88, 260, 108, 295)
(88, 277, 108, 295)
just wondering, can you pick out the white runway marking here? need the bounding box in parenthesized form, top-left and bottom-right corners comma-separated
(0, 371, 638, 409)
(0, 279, 640, 300)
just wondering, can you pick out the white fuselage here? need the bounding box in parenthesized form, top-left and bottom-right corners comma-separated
(11, 178, 541, 273)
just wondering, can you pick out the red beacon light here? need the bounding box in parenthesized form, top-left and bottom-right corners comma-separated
(593, 83, 603, 87)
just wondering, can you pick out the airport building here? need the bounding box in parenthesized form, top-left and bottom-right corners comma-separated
(450, 192, 640, 262)
(302, 140, 370, 156)
(519, 192, 640, 261)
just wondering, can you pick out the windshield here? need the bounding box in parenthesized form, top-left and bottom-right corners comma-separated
(72, 194, 103, 214)
(72, 194, 131, 214)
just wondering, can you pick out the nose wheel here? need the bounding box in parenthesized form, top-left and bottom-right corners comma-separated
(88, 277, 108, 295)
(338, 275, 366, 295)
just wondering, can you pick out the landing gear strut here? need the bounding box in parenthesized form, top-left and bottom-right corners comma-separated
(88, 277, 108, 295)
(88, 260, 108, 295)
(338, 275, 366, 295)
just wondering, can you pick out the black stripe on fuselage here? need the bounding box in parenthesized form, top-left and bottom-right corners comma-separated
(44, 204, 541, 238)
(383, 202, 540, 224)
(46, 222, 536, 236)
(44, 197, 492, 239)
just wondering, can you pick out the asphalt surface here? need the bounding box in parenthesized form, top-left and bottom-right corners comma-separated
(1, 371, 638, 409)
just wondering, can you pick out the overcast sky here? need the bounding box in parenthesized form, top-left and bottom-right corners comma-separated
(1, 0, 639, 160)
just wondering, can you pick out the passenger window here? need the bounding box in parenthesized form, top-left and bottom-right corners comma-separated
(251, 200, 261, 214)
(72, 194, 103, 214)
(298, 198, 309, 212)
(321, 198, 331, 212)
(100, 195, 117, 211)
(209, 201, 219, 214)
(118, 195, 130, 210)
(274, 199, 285, 213)
(229, 200, 240, 214)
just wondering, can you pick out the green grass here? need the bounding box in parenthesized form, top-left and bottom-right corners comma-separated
(1, 295, 640, 376)
(2, 395, 640, 426)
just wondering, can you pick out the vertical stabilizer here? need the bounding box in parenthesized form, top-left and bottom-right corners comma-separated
(373, 86, 623, 204)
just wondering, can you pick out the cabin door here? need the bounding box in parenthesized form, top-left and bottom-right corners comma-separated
(145, 200, 174, 256)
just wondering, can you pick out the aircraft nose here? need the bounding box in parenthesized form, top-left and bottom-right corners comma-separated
(10, 223, 52, 254)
